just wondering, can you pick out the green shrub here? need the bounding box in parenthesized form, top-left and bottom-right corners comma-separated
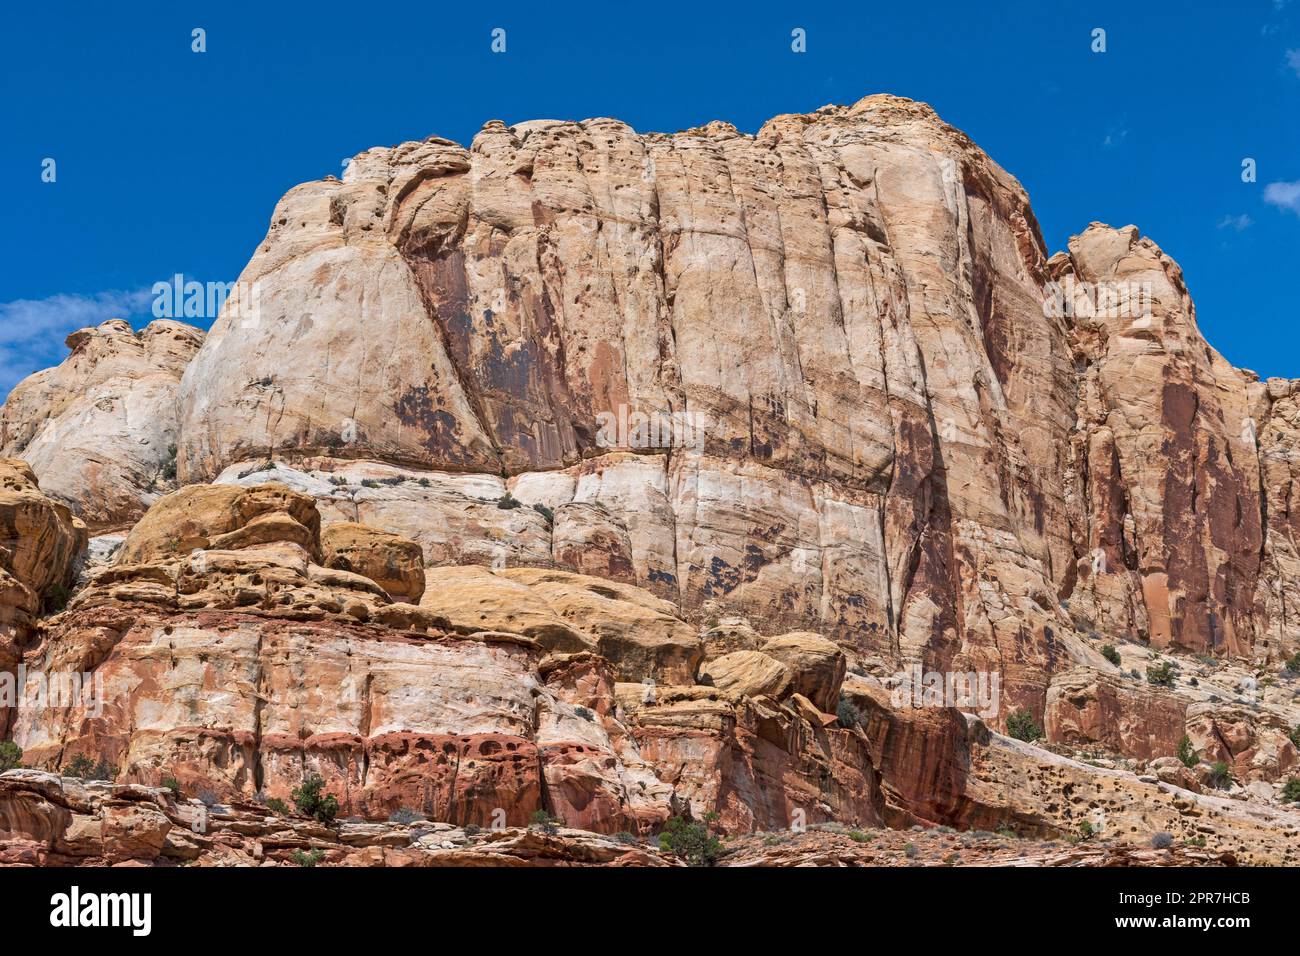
(1146, 660, 1177, 686)
(1073, 820, 1095, 842)
(848, 830, 869, 843)
(903, 843, 918, 858)
(497, 491, 522, 510)
(43, 582, 70, 615)
(1290, 725, 1300, 750)
(0, 741, 22, 772)
(160, 443, 178, 482)
(1285, 652, 1300, 675)
(290, 848, 325, 867)
(529, 809, 560, 835)
(1176, 735, 1199, 769)
(574, 705, 595, 722)
(1006, 709, 1043, 742)
(614, 831, 639, 845)
(657, 816, 722, 867)
(161, 776, 182, 797)
(1282, 778, 1300, 803)
(291, 774, 340, 823)
(1100, 644, 1121, 666)
(264, 797, 289, 815)
(464, 824, 481, 836)
(532, 502, 554, 526)
(63, 753, 116, 781)
(387, 807, 422, 825)
(995, 825, 1018, 839)
(836, 695, 863, 728)
(360, 479, 379, 488)
(1207, 761, 1233, 790)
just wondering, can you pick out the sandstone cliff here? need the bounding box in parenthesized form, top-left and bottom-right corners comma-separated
(2, 94, 1299, 866)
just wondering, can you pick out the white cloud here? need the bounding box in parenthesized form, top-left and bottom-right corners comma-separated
(0, 288, 151, 396)
(1264, 180, 1300, 215)
(1216, 213, 1253, 231)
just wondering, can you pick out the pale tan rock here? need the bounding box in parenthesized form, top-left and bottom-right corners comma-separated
(0, 319, 203, 531)
(420, 565, 594, 653)
(321, 522, 425, 603)
(761, 632, 847, 714)
(117, 482, 320, 565)
(699, 650, 790, 700)
(499, 568, 701, 684)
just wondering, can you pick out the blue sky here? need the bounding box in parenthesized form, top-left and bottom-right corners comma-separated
(2, 0, 1299, 395)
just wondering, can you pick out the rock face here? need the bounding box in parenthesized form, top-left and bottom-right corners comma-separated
(167, 94, 1299, 743)
(0, 319, 203, 531)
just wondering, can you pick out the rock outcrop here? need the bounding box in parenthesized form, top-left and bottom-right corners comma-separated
(0, 459, 86, 735)
(8, 483, 877, 836)
(0, 319, 203, 531)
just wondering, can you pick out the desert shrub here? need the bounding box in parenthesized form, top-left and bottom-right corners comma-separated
(264, 797, 289, 815)
(614, 831, 639, 845)
(292, 774, 340, 824)
(529, 809, 559, 835)
(1285, 652, 1300, 675)
(160, 443, 178, 481)
(532, 502, 554, 525)
(63, 754, 115, 781)
(574, 705, 595, 722)
(1075, 820, 1095, 841)
(497, 491, 522, 510)
(0, 741, 22, 772)
(43, 582, 70, 615)
(1006, 709, 1043, 742)
(903, 843, 918, 858)
(291, 848, 325, 867)
(1151, 831, 1174, 849)
(836, 695, 863, 728)
(1207, 761, 1233, 790)
(1146, 660, 1177, 686)
(360, 479, 378, 488)
(198, 789, 220, 807)
(848, 830, 869, 843)
(658, 816, 721, 866)
(1282, 778, 1300, 803)
(387, 807, 422, 825)
(1176, 735, 1199, 769)
(1290, 725, 1300, 749)
(464, 824, 481, 836)
(161, 776, 182, 797)
(1100, 644, 1121, 666)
